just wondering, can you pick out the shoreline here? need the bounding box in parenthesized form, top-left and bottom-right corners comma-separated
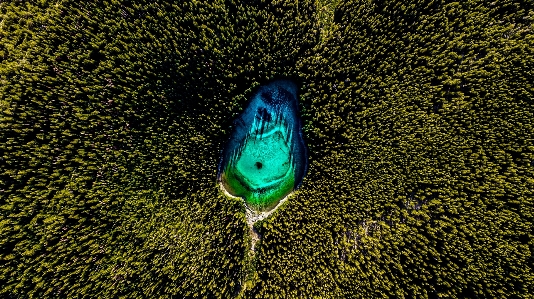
(218, 180, 293, 251)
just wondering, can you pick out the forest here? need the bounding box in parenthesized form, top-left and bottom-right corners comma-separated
(1, 0, 533, 298)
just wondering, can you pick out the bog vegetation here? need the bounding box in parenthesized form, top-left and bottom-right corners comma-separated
(1, 0, 533, 298)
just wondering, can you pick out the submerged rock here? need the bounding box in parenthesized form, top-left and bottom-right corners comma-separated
(219, 80, 307, 212)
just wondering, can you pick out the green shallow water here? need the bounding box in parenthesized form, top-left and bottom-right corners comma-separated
(235, 130, 291, 188)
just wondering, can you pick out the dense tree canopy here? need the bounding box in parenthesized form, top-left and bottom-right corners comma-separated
(1, 0, 533, 298)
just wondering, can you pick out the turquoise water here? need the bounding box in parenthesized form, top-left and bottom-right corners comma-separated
(219, 80, 307, 211)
